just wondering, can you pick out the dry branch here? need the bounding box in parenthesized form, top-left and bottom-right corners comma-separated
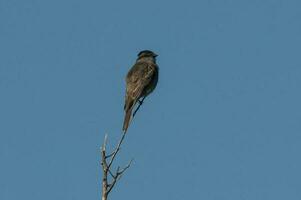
(101, 133, 132, 200)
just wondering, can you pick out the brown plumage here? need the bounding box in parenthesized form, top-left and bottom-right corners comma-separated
(122, 50, 159, 133)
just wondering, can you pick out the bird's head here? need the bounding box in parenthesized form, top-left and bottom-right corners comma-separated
(137, 50, 158, 60)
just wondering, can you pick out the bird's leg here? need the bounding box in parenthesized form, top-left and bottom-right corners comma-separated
(133, 96, 146, 117)
(138, 99, 144, 105)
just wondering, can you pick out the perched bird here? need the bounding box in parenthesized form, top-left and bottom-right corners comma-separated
(123, 50, 159, 133)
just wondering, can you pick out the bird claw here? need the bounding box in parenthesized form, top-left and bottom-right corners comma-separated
(138, 99, 143, 105)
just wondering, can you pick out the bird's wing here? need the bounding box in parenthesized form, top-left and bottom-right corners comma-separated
(125, 62, 156, 109)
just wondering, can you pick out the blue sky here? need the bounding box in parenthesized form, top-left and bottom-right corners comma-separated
(1, 0, 301, 199)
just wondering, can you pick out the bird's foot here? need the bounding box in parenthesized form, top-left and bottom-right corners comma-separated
(138, 99, 143, 105)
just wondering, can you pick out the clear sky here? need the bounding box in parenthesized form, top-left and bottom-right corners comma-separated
(1, 0, 301, 199)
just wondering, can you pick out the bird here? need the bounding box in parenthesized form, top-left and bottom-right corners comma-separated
(122, 50, 159, 133)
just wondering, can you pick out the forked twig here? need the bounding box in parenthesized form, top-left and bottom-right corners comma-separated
(101, 132, 132, 200)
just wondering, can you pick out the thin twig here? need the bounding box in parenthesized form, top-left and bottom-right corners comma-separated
(108, 169, 115, 178)
(108, 132, 126, 169)
(101, 134, 109, 200)
(105, 152, 115, 159)
(133, 96, 146, 117)
(101, 132, 132, 200)
(118, 159, 133, 176)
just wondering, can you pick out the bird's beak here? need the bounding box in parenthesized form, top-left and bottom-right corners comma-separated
(154, 54, 158, 57)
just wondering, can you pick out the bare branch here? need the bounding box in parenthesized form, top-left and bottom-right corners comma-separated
(108, 169, 115, 178)
(105, 151, 115, 159)
(108, 132, 126, 169)
(101, 134, 109, 200)
(101, 134, 108, 166)
(100, 132, 132, 200)
(107, 167, 119, 194)
(119, 159, 133, 176)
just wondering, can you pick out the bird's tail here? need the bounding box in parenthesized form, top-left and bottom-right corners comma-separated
(123, 97, 135, 133)
(123, 107, 133, 133)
